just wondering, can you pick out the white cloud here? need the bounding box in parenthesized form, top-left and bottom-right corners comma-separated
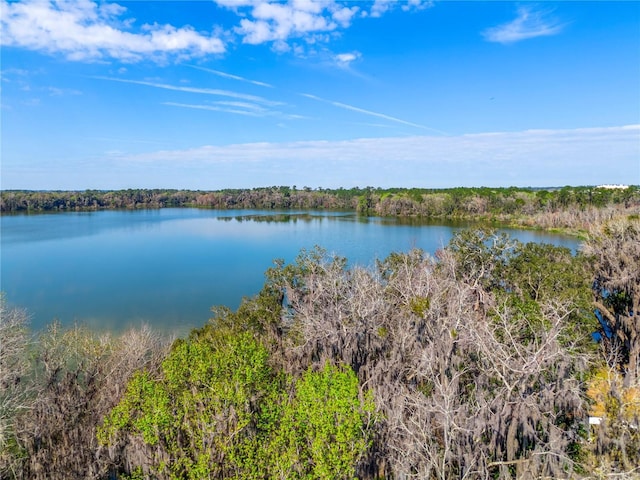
(332, 6, 359, 27)
(123, 126, 582, 163)
(220, 0, 362, 53)
(291, 0, 324, 14)
(272, 39, 292, 53)
(370, 0, 431, 18)
(402, 0, 433, 12)
(483, 5, 565, 44)
(0, 0, 225, 62)
(111, 125, 640, 188)
(370, 0, 393, 18)
(235, 1, 338, 45)
(92, 76, 283, 106)
(2, 0, 436, 63)
(5, 126, 637, 189)
(334, 51, 361, 68)
(212, 0, 260, 9)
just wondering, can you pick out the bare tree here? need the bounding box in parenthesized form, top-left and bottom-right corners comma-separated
(274, 237, 593, 479)
(5, 322, 168, 480)
(583, 218, 640, 384)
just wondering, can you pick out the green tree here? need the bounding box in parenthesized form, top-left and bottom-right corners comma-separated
(99, 322, 375, 479)
(99, 330, 278, 479)
(271, 363, 375, 480)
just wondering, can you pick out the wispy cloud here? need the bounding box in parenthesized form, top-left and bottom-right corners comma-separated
(164, 101, 304, 120)
(188, 65, 273, 88)
(92, 76, 283, 106)
(0, 0, 225, 62)
(350, 122, 404, 130)
(368, 0, 433, 18)
(86, 136, 175, 146)
(122, 125, 638, 163)
(107, 125, 640, 188)
(23, 98, 41, 107)
(47, 87, 82, 96)
(5, 126, 637, 190)
(213, 101, 267, 111)
(483, 5, 565, 44)
(301, 93, 448, 134)
(0, 68, 31, 79)
(164, 102, 265, 117)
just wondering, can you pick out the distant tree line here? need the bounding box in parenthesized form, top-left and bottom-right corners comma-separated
(0, 189, 203, 212)
(2, 217, 639, 479)
(2, 185, 638, 222)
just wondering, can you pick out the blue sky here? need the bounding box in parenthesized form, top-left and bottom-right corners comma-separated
(1, 0, 639, 190)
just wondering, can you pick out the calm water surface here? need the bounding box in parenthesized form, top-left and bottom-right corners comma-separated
(1, 209, 579, 335)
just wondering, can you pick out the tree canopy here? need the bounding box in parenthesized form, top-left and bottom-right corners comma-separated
(2, 220, 640, 478)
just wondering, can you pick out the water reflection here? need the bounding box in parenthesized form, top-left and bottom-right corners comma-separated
(1, 209, 580, 334)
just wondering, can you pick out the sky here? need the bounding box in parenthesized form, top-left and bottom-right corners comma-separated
(1, 0, 639, 190)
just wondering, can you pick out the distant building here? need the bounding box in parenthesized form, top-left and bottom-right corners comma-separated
(596, 184, 629, 190)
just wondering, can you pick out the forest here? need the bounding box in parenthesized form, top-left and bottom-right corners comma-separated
(1, 186, 639, 235)
(1, 213, 639, 479)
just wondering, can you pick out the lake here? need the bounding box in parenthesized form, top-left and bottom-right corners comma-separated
(1, 209, 579, 335)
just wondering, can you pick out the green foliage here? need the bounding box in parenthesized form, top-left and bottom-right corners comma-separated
(121, 467, 146, 480)
(97, 371, 171, 447)
(446, 228, 512, 289)
(447, 230, 597, 350)
(3, 186, 638, 235)
(99, 317, 374, 479)
(99, 330, 278, 479)
(505, 242, 590, 304)
(409, 296, 431, 317)
(503, 242, 596, 347)
(270, 363, 375, 480)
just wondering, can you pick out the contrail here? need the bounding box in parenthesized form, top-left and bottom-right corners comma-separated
(300, 93, 448, 135)
(188, 65, 274, 88)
